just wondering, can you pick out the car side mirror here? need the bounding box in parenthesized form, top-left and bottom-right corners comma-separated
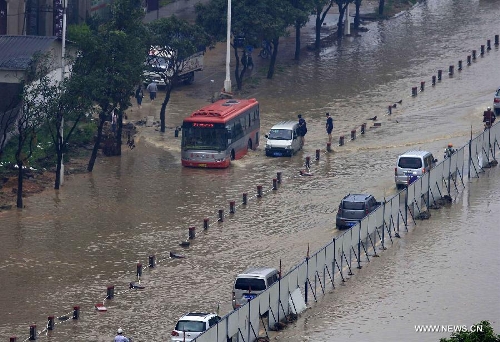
(433, 158, 438, 163)
(264, 134, 268, 138)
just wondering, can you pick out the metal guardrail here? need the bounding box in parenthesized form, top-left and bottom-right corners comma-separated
(193, 122, 499, 342)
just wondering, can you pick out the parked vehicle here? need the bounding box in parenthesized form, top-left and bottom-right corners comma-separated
(394, 150, 437, 189)
(171, 312, 221, 342)
(264, 121, 302, 157)
(143, 46, 204, 87)
(335, 194, 381, 230)
(181, 98, 260, 168)
(232, 267, 280, 310)
(493, 87, 500, 115)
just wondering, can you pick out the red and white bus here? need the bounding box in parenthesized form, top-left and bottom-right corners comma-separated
(181, 98, 260, 168)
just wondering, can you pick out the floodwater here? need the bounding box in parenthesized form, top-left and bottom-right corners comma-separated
(1, 0, 500, 341)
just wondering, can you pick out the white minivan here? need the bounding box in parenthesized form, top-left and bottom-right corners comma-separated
(265, 121, 302, 157)
(395, 150, 437, 189)
(232, 267, 280, 309)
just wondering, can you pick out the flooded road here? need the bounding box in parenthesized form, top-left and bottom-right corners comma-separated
(1, 0, 499, 340)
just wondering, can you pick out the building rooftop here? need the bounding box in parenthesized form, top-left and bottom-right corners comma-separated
(0, 35, 60, 70)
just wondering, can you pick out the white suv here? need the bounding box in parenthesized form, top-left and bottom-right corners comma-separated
(494, 87, 500, 115)
(171, 312, 221, 342)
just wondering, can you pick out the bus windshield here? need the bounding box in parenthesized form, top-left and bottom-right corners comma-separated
(182, 127, 227, 150)
(268, 129, 292, 140)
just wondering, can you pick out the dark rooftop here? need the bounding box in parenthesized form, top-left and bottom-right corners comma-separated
(0, 36, 60, 71)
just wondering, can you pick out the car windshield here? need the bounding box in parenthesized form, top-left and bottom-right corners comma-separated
(398, 157, 422, 169)
(268, 129, 292, 140)
(175, 320, 206, 332)
(235, 278, 266, 291)
(343, 201, 365, 210)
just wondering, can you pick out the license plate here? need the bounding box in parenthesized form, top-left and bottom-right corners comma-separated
(347, 222, 356, 227)
(273, 152, 283, 157)
(198, 164, 207, 167)
(243, 294, 257, 300)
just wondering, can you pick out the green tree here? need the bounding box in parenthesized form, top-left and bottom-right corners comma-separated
(69, 0, 147, 171)
(289, 0, 315, 60)
(147, 16, 209, 132)
(440, 321, 500, 342)
(313, 0, 334, 50)
(13, 53, 49, 208)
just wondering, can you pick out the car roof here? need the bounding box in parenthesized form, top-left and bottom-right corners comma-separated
(269, 121, 298, 130)
(342, 194, 373, 202)
(398, 150, 432, 158)
(237, 267, 278, 278)
(178, 312, 216, 321)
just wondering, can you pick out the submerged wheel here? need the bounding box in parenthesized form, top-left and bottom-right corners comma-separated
(247, 139, 252, 150)
(231, 150, 235, 160)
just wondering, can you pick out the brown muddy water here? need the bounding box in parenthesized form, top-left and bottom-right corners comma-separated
(1, 0, 499, 341)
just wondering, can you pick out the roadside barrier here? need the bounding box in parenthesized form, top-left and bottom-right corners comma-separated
(192, 119, 500, 342)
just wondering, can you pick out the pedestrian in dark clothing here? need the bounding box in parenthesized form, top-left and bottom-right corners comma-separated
(298, 114, 307, 146)
(114, 328, 129, 342)
(483, 106, 496, 130)
(325, 112, 333, 143)
(146, 81, 157, 101)
(135, 85, 144, 108)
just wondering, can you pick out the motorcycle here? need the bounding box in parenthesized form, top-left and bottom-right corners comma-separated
(258, 40, 272, 59)
(241, 46, 254, 69)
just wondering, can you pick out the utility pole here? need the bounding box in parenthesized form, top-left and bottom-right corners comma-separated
(59, 0, 67, 186)
(223, 0, 232, 93)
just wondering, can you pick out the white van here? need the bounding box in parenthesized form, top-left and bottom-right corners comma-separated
(232, 267, 280, 309)
(264, 121, 302, 157)
(395, 150, 437, 189)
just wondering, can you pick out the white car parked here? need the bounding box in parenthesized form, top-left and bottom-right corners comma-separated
(171, 312, 221, 342)
(493, 87, 500, 115)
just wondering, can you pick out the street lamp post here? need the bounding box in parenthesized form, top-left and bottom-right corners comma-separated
(223, 0, 231, 93)
(59, 0, 67, 186)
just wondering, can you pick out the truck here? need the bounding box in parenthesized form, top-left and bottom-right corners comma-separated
(143, 47, 204, 88)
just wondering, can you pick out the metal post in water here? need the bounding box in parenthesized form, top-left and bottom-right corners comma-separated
(487, 39, 491, 50)
(305, 156, 310, 168)
(10, 337, 17, 342)
(174, 128, 179, 138)
(472, 49, 476, 60)
(458, 60, 462, 71)
(29, 325, 36, 340)
(437, 69, 442, 80)
(73, 306, 80, 320)
(495, 35, 499, 46)
(242, 193, 248, 205)
(218, 209, 224, 222)
(350, 130, 356, 140)
(339, 136, 344, 146)
(388, 105, 392, 114)
(420, 81, 425, 91)
(47, 316, 54, 331)
(315, 149, 320, 161)
(432, 75, 436, 86)
(412, 87, 418, 96)
(480, 45, 485, 55)
(188, 227, 196, 239)
(203, 218, 209, 229)
(276, 172, 282, 183)
(448, 65, 454, 76)
(229, 201, 235, 214)
(272, 178, 278, 190)
(107, 285, 114, 299)
(326, 142, 332, 151)
(148, 255, 156, 268)
(136, 263, 143, 278)
(467, 55, 471, 65)
(361, 123, 366, 134)
(257, 185, 263, 198)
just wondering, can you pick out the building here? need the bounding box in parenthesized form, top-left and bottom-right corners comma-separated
(0, 0, 90, 36)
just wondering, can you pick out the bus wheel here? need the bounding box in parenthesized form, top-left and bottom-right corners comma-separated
(247, 139, 252, 150)
(231, 150, 235, 160)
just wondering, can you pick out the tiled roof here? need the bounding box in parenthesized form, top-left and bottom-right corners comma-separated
(0, 36, 60, 70)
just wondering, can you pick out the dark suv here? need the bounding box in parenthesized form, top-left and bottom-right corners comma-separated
(335, 194, 381, 230)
